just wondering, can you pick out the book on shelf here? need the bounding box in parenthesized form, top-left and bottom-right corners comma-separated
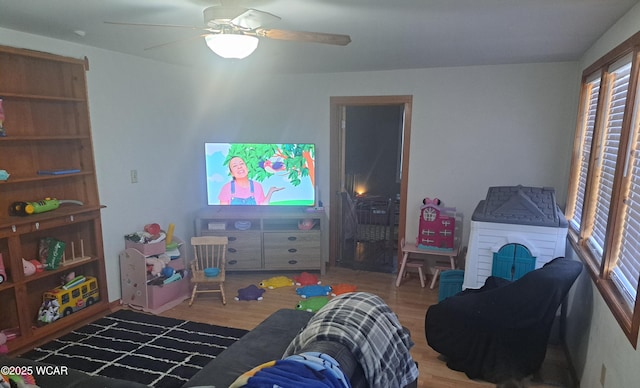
(37, 168, 81, 175)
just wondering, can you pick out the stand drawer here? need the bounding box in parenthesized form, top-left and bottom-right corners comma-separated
(264, 232, 320, 268)
(223, 232, 262, 269)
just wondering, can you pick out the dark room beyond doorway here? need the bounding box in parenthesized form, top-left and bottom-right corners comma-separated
(340, 104, 404, 273)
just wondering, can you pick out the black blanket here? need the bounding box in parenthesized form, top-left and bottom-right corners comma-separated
(425, 257, 583, 383)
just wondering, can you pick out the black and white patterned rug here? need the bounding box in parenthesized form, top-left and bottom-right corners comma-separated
(21, 309, 248, 387)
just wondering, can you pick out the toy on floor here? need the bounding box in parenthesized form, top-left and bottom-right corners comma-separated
(296, 284, 332, 298)
(293, 271, 321, 286)
(296, 296, 329, 312)
(259, 276, 295, 289)
(0, 372, 38, 388)
(235, 284, 266, 301)
(330, 283, 357, 296)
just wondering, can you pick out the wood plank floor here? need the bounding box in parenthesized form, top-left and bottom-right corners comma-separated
(157, 266, 572, 388)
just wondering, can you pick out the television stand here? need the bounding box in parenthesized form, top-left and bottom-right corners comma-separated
(195, 207, 326, 274)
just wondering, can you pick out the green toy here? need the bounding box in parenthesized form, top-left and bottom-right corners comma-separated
(295, 296, 329, 312)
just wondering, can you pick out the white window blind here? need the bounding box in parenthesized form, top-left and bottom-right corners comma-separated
(587, 59, 632, 262)
(571, 77, 601, 231)
(612, 72, 640, 309)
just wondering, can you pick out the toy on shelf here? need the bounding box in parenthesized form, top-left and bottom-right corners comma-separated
(144, 223, 162, 240)
(41, 276, 99, 319)
(330, 283, 357, 296)
(37, 299, 60, 325)
(9, 198, 83, 216)
(146, 256, 169, 277)
(297, 218, 316, 230)
(294, 271, 321, 286)
(259, 276, 295, 289)
(0, 332, 7, 354)
(30, 260, 44, 273)
(296, 285, 332, 298)
(0, 97, 5, 137)
(235, 284, 266, 301)
(38, 237, 66, 271)
(165, 223, 178, 250)
(0, 253, 6, 284)
(296, 296, 329, 312)
(22, 258, 36, 277)
(417, 197, 456, 251)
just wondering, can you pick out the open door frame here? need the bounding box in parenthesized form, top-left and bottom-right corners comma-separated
(329, 95, 413, 269)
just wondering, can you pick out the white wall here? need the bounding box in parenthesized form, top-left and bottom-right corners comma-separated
(199, 63, 579, 247)
(564, 3, 640, 387)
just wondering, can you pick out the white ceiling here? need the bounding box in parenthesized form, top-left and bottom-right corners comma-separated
(0, 0, 638, 74)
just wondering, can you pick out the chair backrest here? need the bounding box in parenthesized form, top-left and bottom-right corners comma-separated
(191, 236, 228, 273)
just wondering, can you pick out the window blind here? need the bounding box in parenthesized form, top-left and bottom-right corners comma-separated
(612, 74, 640, 309)
(587, 60, 632, 262)
(571, 78, 600, 231)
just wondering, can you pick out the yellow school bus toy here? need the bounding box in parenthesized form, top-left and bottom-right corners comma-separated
(42, 276, 99, 319)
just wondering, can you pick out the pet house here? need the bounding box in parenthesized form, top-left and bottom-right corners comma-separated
(463, 185, 568, 290)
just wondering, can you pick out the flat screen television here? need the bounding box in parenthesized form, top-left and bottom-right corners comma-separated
(205, 143, 316, 206)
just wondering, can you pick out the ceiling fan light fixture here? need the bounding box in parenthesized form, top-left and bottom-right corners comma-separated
(204, 34, 259, 59)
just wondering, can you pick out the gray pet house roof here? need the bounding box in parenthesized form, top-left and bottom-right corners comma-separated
(472, 185, 568, 227)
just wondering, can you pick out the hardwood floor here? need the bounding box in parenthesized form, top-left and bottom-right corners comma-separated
(158, 266, 572, 388)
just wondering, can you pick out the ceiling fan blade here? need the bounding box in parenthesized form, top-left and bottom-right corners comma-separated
(231, 8, 281, 30)
(105, 21, 204, 31)
(255, 28, 351, 46)
(143, 34, 207, 51)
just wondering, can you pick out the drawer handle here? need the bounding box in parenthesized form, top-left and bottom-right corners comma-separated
(288, 236, 297, 241)
(228, 247, 237, 253)
(288, 248, 297, 253)
(228, 260, 238, 265)
(228, 236, 237, 242)
(288, 260, 298, 265)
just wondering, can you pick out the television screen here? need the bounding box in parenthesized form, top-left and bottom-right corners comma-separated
(205, 143, 316, 206)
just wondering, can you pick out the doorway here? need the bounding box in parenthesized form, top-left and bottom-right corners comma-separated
(329, 95, 413, 272)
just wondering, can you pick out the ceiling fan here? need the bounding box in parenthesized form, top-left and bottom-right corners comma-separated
(105, 3, 351, 59)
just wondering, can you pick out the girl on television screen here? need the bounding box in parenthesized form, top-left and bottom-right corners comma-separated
(218, 156, 284, 205)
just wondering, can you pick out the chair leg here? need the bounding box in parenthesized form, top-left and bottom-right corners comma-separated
(189, 284, 198, 306)
(220, 283, 226, 305)
(418, 266, 426, 288)
(430, 268, 441, 289)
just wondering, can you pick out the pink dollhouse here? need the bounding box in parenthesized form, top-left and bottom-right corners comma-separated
(417, 198, 456, 250)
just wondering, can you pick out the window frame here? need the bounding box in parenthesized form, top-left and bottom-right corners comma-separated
(566, 30, 640, 347)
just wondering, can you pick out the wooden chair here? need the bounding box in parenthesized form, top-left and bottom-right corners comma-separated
(189, 236, 228, 306)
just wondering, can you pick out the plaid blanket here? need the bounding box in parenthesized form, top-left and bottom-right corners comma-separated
(284, 292, 419, 388)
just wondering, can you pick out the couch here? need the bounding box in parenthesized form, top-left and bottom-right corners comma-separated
(2, 308, 418, 387)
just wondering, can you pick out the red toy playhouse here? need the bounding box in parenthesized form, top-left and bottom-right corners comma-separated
(417, 198, 456, 250)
